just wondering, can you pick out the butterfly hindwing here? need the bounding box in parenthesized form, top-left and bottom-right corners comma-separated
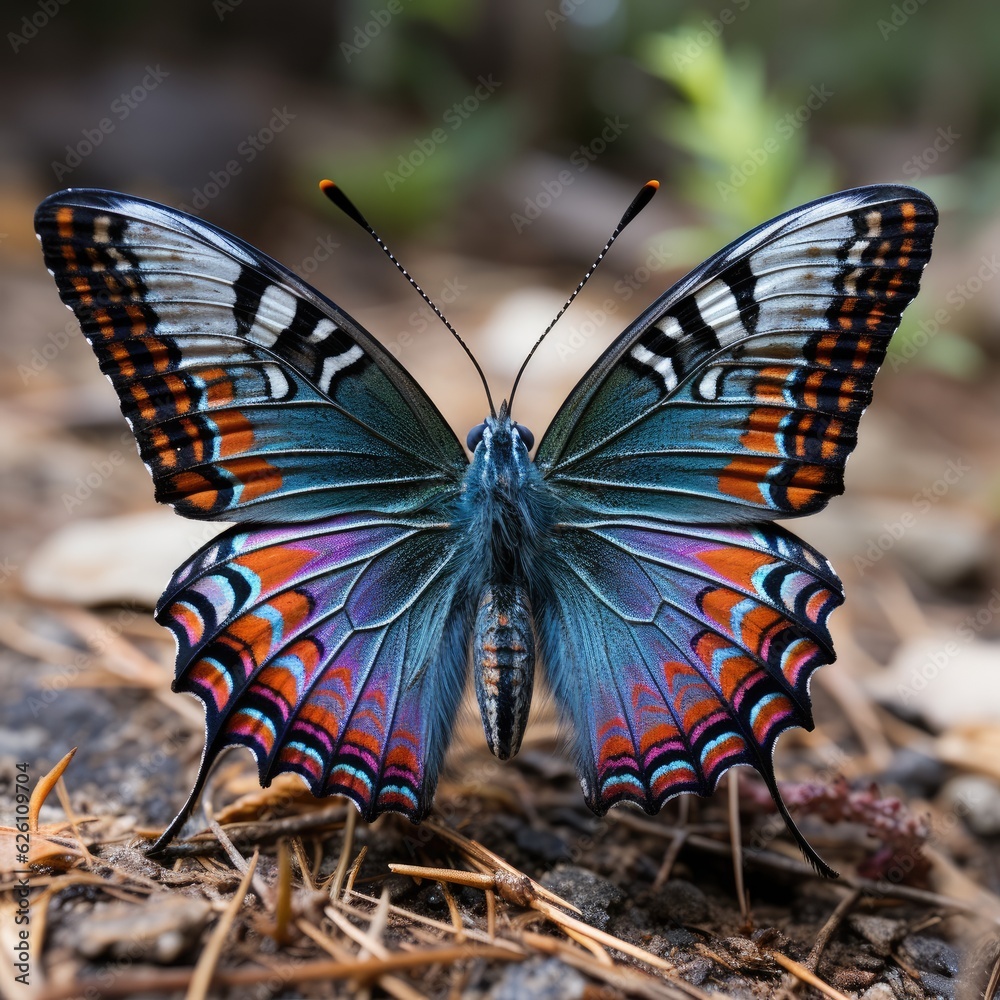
(537, 519, 842, 806)
(536, 186, 937, 523)
(153, 511, 474, 843)
(34, 189, 467, 522)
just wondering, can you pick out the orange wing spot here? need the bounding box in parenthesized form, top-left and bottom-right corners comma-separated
(637, 720, 679, 755)
(227, 612, 278, 667)
(177, 417, 205, 464)
(255, 664, 301, 709)
(150, 427, 175, 468)
(224, 456, 284, 503)
(740, 407, 784, 455)
(171, 602, 204, 644)
(793, 413, 815, 457)
(129, 382, 157, 422)
(701, 734, 746, 774)
(163, 373, 192, 415)
(343, 723, 385, 758)
(124, 303, 148, 337)
(754, 366, 794, 402)
(190, 658, 232, 711)
(91, 307, 116, 339)
(233, 709, 275, 753)
(751, 694, 793, 734)
(699, 586, 743, 631)
(692, 632, 728, 672)
(70, 275, 93, 306)
(718, 654, 758, 702)
(169, 470, 219, 510)
(269, 590, 312, 635)
(681, 699, 721, 737)
(55, 206, 74, 238)
(865, 304, 886, 330)
(813, 333, 841, 366)
(107, 342, 136, 378)
(717, 456, 774, 503)
(900, 202, 916, 232)
(384, 739, 421, 774)
(697, 547, 773, 593)
(805, 588, 832, 623)
(783, 463, 828, 510)
(237, 544, 318, 593)
(203, 368, 236, 405)
(837, 376, 856, 411)
(820, 418, 843, 460)
(802, 369, 829, 409)
(599, 733, 636, 762)
(140, 337, 172, 373)
(852, 336, 873, 368)
(212, 410, 255, 457)
(738, 605, 784, 649)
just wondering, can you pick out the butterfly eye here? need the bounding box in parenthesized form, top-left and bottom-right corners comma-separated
(466, 423, 486, 451)
(514, 423, 534, 450)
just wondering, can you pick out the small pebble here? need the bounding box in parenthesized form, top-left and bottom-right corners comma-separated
(849, 914, 905, 955)
(940, 774, 1000, 836)
(489, 956, 586, 1000)
(859, 984, 897, 1000)
(899, 935, 960, 977)
(918, 971, 957, 999)
(540, 865, 624, 931)
(645, 879, 710, 925)
(881, 748, 948, 797)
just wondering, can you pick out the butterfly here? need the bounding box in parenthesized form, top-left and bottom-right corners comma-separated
(35, 183, 936, 875)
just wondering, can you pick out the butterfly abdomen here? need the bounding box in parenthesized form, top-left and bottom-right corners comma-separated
(472, 583, 535, 760)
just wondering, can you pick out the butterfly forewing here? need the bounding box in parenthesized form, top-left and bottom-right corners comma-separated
(34, 190, 467, 522)
(537, 186, 937, 523)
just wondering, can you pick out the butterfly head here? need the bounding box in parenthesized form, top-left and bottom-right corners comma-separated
(466, 402, 534, 458)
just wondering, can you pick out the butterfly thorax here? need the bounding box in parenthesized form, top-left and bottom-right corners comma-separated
(460, 406, 553, 759)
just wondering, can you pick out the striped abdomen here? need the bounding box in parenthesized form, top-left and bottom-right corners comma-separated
(473, 584, 535, 760)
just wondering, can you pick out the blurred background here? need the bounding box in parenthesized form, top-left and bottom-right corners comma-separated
(2, 0, 999, 956)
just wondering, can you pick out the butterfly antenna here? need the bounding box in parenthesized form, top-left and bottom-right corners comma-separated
(507, 179, 659, 412)
(320, 179, 496, 417)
